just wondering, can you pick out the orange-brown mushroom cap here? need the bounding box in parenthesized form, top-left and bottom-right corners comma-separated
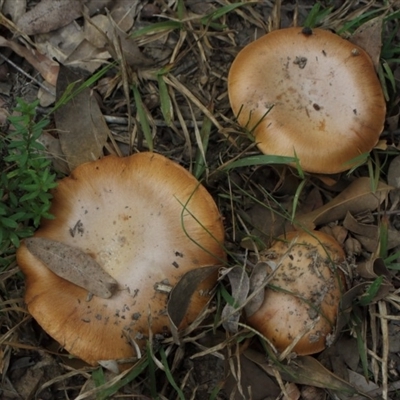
(228, 27, 386, 174)
(247, 230, 345, 355)
(17, 152, 225, 366)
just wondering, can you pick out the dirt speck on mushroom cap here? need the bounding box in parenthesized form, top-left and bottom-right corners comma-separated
(228, 27, 386, 174)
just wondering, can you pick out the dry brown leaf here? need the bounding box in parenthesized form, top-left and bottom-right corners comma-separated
(300, 186, 324, 215)
(38, 131, 69, 174)
(82, 9, 151, 69)
(104, 19, 153, 68)
(244, 261, 269, 317)
(84, 14, 111, 48)
(167, 265, 219, 342)
(286, 383, 301, 400)
(0, 107, 9, 126)
(356, 257, 391, 280)
(54, 66, 109, 170)
(244, 348, 367, 397)
(2, 0, 26, 22)
(344, 237, 362, 256)
(0, 36, 59, 85)
(34, 16, 111, 73)
(386, 107, 399, 132)
(25, 237, 118, 298)
(110, 0, 139, 32)
(388, 227, 400, 250)
(37, 80, 56, 107)
(330, 225, 348, 245)
(388, 320, 400, 353)
(16, 0, 82, 35)
(241, 203, 292, 249)
(349, 16, 384, 71)
(335, 279, 392, 337)
(301, 386, 326, 400)
(343, 212, 379, 253)
(341, 280, 392, 311)
(388, 155, 400, 209)
(12, 367, 44, 399)
(35, 22, 85, 64)
(85, 0, 113, 16)
(64, 39, 111, 72)
(221, 266, 249, 333)
(223, 350, 281, 400)
(296, 178, 392, 230)
(348, 369, 380, 394)
(323, 336, 360, 376)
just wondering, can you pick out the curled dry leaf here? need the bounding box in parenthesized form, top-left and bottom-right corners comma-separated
(330, 225, 348, 245)
(344, 237, 362, 256)
(16, 0, 83, 35)
(244, 261, 270, 318)
(24, 237, 118, 299)
(296, 177, 392, 230)
(221, 266, 249, 333)
(356, 257, 391, 280)
(343, 212, 379, 253)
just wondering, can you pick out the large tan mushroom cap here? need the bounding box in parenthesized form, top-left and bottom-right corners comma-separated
(228, 27, 386, 174)
(17, 152, 225, 366)
(247, 230, 345, 355)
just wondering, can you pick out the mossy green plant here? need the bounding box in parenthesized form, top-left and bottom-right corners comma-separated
(0, 98, 57, 268)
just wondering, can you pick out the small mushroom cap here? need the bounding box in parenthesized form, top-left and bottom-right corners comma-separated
(17, 152, 225, 366)
(228, 27, 386, 174)
(246, 230, 345, 355)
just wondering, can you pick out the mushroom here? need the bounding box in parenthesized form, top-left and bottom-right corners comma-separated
(246, 230, 345, 355)
(17, 152, 225, 366)
(228, 27, 386, 174)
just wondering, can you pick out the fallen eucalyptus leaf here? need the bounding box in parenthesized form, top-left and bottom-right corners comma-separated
(296, 178, 392, 230)
(24, 237, 117, 298)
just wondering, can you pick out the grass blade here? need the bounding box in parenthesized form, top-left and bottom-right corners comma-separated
(132, 84, 154, 151)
